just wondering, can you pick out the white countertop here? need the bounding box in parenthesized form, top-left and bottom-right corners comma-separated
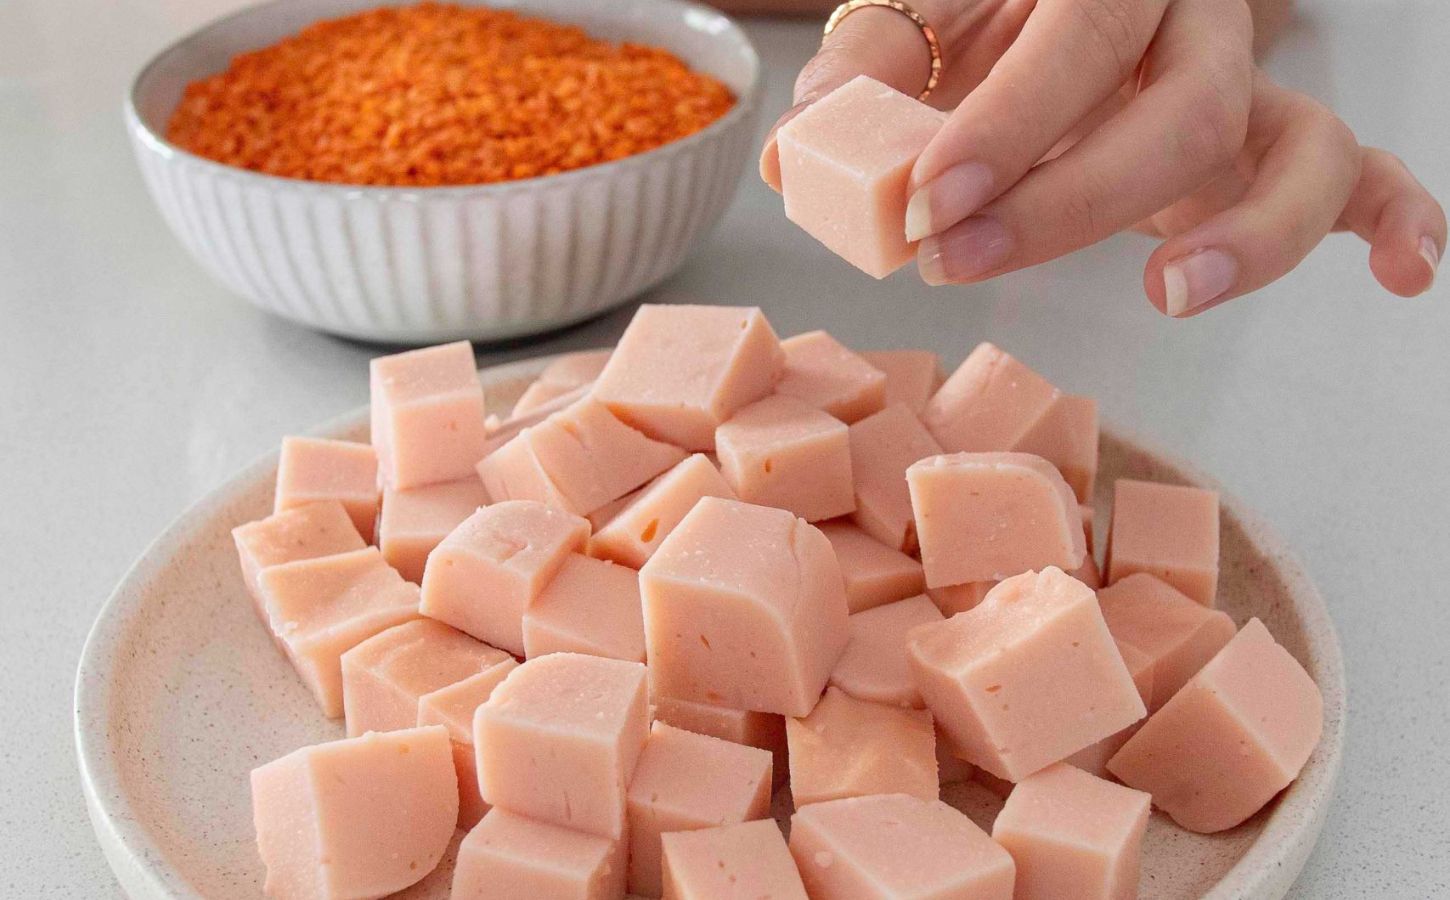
(3, 0, 1447, 895)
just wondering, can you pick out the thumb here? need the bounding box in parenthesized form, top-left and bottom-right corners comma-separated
(759, 6, 935, 192)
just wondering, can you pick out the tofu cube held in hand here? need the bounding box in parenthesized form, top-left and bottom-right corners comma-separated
(777, 75, 946, 278)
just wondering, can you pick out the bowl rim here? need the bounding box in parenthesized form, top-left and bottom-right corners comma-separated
(74, 352, 1345, 900)
(125, 0, 764, 200)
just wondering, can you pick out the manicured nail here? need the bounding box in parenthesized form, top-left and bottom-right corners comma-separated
(905, 163, 995, 242)
(759, 101, 814, 194)
(1419, 235, 1439, 282)
(917, 216, 1013, 286)
(1162, 248, 1238, 317)
(759, 134, 782, 193)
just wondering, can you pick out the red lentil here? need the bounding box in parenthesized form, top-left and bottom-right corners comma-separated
(166, 3, 737, 186)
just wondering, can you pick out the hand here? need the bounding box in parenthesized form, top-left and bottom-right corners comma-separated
(759, 0, 1444, 315)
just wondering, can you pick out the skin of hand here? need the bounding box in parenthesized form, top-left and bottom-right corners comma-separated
(756, 0, 1445, 316)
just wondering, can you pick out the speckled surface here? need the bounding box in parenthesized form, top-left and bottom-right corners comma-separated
(74, 358, 1343, 900)
(6, 0, 1448, 896)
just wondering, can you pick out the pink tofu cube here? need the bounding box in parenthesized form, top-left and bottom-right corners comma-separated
(777, 76, 946, 279)
(591, 304, 785, 451)
(419, 501, 589, 656)
(860, 349, 942, 416)
(274, 436, 380, 543)
(587, 489, 637, 532)
(475, 653, 649, 839)
(661, 820, 808, 900)
(538, 347, 613, 387)
(786, 687, 937, 808)
(640, 498, 849, 717)
(255, 547, 420, 717)
(523, 554, 645, 663)
(1115, 639, 1157, 707)
(1013, 393, 1099, 504)
(907, 567, 1146, 781)
(789, 794, 1015, 900)
(512, 348, 611, 416)
(973, 766, 1016, 800)
(370, 341, 489, 490)
(417, 658, 518, 830)
(848, 404, 943, 552)
(774, 330, 887, 423)
(1107, 479, 1221, 606)
(625, 722, 774, 896)
(1108, 618, 1323, 832)
(1062, 641, 1154, 779)
(922, 343, 1060, 454)
(451, 808, 627, 900)
(819, 521, 925, 613)
(992, 763, 1151, 900)
(589, 454, 736, 568)
(908, 452, 1085, 587)
(340, 618, 510, 737)
(716, 395, 855, 522)
(512, 379, 579, 417)
(650, 694, 788, 788)
(378, 476, 490, 583)
(484, 384, 591, 455)
(936, 726, 976, 785)
(1098, 573, 1236, 711)
(926, 580, 996, 616)
(830, 594, 943, 708)
(232, 501, 365, 618)
(477, 399, 687, 517)
(251, 726, 458, 900)
(1062, 727, 1138, 783)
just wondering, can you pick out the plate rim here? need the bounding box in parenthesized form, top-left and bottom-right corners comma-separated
(73, 352, 1345, 900)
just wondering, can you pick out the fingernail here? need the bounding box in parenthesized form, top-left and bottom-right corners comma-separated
(918, 216, 1013, 286)
(1419, 235, 1439, 282)
(759, 101, 814, 195)
(759, 134, 782, 193)
(1162, 248, 1238, 316)
(905, 163, 995, 242)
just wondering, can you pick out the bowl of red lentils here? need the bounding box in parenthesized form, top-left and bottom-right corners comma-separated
(127, 0, 760, 343)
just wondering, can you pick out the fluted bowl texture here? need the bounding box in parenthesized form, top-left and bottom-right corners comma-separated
(127, 0, 762, 343)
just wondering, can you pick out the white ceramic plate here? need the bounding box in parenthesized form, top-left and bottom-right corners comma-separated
(75, 354, 1344, 900)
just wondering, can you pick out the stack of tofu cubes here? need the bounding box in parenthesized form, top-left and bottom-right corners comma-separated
(233, 304, 1323, 900)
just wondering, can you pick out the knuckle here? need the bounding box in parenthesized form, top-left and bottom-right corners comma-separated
(1071, 0, 1149, 81)
(794, 44, 856, 101)
(1362, 147, 1403, 175)
(1175, 83, 1248, 173)
(1295, 97, 1360, 177)
(1053, 167, 1114, 245)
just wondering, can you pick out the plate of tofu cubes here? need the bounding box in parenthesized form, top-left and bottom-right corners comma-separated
(76, 303, 1344, 900)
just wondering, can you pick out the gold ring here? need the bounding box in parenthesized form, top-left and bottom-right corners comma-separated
(822, 0, 942, 101)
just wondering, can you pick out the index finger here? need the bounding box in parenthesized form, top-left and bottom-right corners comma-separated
(760, 5, 935, 192)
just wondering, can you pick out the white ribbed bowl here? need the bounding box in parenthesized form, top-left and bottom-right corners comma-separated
(127, 0, 761, 343)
